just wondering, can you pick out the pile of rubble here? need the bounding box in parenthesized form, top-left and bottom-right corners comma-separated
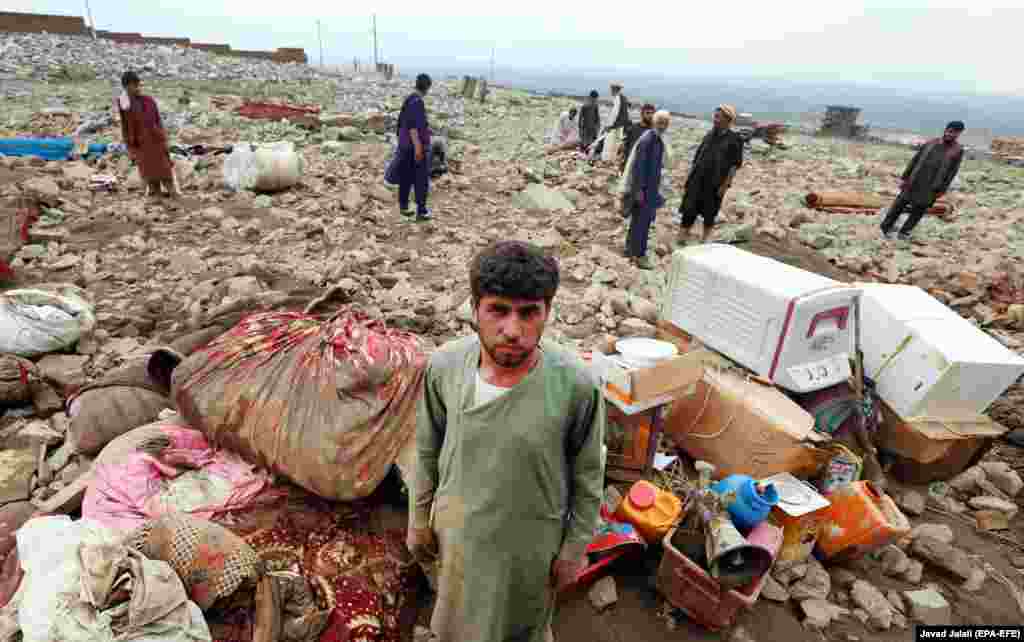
(0, 32, 324, 84)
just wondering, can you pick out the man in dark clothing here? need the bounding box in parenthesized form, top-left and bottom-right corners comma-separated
(880, 121, 965, 241)
(624, 111, 670, 269)
(677, 104, 744, 244)
(579, 90, 601, 149)
(620, 103, 656, 173)
(393, 73, 434, 221)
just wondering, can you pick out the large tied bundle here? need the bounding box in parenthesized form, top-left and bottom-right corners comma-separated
(172, 309, 426, 501)
(804, 191, 952, 216)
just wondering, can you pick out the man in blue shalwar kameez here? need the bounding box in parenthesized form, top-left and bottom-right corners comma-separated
(396, 73, 434, 221)
(621, 111, 671, 270)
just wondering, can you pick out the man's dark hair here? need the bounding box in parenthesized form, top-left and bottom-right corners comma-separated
(946, 120, 965, 132)
(121, 71, 140, 87)
(589, 90, 599, 99)
(641, 103, 656, 112)
(470, 241, 560, 306)
(415, 73, 432, 92)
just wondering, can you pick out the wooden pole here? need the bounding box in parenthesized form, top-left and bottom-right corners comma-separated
(317, 20, 324, 68)
(372, 14, 378, 69)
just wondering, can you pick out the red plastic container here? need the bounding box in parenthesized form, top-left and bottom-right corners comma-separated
(657, 522, 783, 631)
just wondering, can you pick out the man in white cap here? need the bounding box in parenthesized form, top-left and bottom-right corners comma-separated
(677, 104, 744, 243)
(601, 82, 631, 163)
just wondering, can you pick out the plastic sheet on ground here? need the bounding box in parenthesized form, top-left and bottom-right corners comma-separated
(83, 417, 278, 532)
(172, 308, 426, 502)
(0, 137, 108, 161)
(0, 283, 95, 357)
(235, 102, 321, 121)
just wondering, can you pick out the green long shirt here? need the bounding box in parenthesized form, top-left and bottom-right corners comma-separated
(412, 335, 606, 641)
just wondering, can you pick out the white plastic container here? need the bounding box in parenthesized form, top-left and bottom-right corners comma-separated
(661, 244, 859, 393)
(858, 283, 1024, 419)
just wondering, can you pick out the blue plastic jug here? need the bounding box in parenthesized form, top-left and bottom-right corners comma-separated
(711, 474, 779, 531)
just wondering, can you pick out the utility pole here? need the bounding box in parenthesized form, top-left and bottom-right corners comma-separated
(316, 20, 324, 68)
(83, 0, 96, 39)
(490, 44, 496, 83)
(372, 14, 378, 69)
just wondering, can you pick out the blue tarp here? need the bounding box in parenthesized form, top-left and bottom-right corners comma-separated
(0, 138, 108, 161)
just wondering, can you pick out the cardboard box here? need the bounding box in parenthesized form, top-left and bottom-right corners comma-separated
(665, 368, 830, 479)
(591, 348, 715, 407)
(877, 400, 1004, 483)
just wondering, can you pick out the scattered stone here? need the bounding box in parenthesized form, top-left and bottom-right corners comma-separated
(963, 567, 986, 592)
(728, 626, 756, 642)
(968, 496, 1019, 518)
(51, 255, 81, 271)
(895, 490, 925, 517)
(0, 445, 36, 505)
(21, 176, 61, 205)
(850, 580, 892, 630)
(512, 184, 574, 211)
(628, 297, 660, 325)
(879, 545, 911, 577)
(1011, 555, 1024, 569)
(789, 558, 831, 602)
(948, 466, 984, 493)
(774, 561, 809, 586)
(910, 523, 954, 545)
(800, 599, 846, 630)
(886, 590, 905, 614)
(617, 318, 657, 339)
(761, 574, 790, 602)
(910, 537, 976, 582)
(979, 464, 1023, 497)
(19, 419, 64, 445)
(903, 560, 924, 584)
(225, 276, 264, 299)
(903, 589, 951, 626)
(829, 568, 859, 589)
(588, 576, 617, 611)
(341, 185, 364, 211)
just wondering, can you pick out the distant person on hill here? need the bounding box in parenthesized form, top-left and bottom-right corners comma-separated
(880, 121, 965, 242)
(677, 104, 744, 244)
(390, 73, 434, 221)
(620, 103, 656, 174)
(118, 71, 177, 201)
(621, 111, 671, 270)
(578, 90, 601, 148)
(601, 82, 631, 163)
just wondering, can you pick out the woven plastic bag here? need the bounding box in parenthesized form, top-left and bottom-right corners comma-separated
(172, 308, 426, 501)
(0, 283, 95, 357)
(223, 142, 303, 193)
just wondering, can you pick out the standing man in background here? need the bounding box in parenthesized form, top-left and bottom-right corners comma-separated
(578, 90, 601, 150)
(119, 71, 178, 201)
(408, 240, 605, 642)
(621, 111, 671, 270)
(601, 82, 631, 164)
(619, 103, 656, 174)
(880, 121, 965, 242)
(393, 73, 434, 221)
(677, 104, 744, 244)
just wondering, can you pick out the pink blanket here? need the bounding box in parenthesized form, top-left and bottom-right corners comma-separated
(83, 423, 276, 532)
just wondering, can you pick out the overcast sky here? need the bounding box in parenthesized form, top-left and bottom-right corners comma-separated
(13, 1, 1023, 96)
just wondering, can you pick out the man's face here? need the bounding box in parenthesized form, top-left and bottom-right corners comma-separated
(125, 81, 141, 97)
(641, 109, 655, 125)
(712, 109, 726, 129)
(475, 295, 549, 369)
(943, 127, 962, 143)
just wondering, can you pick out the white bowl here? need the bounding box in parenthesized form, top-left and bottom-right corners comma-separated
(615, 338, 678, 368)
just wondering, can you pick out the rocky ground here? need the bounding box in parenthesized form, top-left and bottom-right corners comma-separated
(2, 32, 1023, 641)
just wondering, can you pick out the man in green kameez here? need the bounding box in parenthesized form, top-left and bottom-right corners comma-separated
(408, 240, 606, 642)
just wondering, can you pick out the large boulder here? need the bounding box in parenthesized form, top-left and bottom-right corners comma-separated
(512, 184, 574, 211)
